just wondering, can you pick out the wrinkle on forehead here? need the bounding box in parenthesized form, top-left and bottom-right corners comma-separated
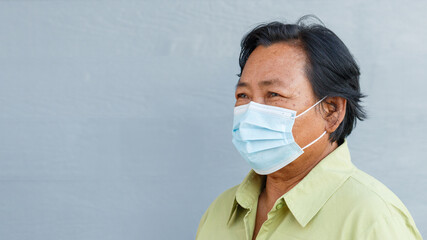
(239, 43, 309, 89)
(248, 44, 306, 73)
(236, 78, 291, 89)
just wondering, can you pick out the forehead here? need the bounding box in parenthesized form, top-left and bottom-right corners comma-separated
(238, 42, 308, 88)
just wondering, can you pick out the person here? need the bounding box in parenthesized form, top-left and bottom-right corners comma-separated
(196, 16, 422, 240)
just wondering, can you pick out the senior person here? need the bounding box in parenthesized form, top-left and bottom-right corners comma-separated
(196, 16, 422, 240)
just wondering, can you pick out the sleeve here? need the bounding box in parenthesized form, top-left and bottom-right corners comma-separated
(366, 216, 423, 240)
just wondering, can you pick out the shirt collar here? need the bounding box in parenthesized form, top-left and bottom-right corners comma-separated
(227, 168, 265, 225)
(228, 139, 355, 227)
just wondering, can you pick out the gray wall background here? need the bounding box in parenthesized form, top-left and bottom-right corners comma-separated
(0, 1, 425, 239)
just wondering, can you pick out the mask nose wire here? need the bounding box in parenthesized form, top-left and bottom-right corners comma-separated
(294, 96, 327, 119)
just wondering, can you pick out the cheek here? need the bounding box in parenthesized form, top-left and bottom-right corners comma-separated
(235, 98, 250, 106)
(265, 97, 291, 107)
(292, 112, 324, 145)
(291, 120, 306, 145)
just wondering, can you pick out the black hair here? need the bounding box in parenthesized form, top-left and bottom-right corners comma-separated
(238, 15, 366, 145)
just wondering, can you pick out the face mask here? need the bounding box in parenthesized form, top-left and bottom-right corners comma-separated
(232, 97, 327, 175)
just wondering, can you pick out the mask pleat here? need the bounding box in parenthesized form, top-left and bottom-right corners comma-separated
(245, 139, 287, 153)
(238, 125, 284, 140)
(239, 112, 285, 132)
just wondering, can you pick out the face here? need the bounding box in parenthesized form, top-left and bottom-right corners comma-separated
(235, 42, 326, 152)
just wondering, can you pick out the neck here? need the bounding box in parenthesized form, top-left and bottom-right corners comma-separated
(261, 140, 338, 203)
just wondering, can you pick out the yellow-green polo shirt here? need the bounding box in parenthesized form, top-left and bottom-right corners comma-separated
(196, 140, 422, 240)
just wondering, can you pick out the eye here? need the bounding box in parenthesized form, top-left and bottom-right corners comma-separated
(268, 92, 280, 97)
(236, 93, 248, 99)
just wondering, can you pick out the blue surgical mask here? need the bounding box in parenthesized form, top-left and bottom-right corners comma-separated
(232, 97, 327, 175)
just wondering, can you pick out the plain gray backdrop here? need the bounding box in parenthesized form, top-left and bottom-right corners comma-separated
(0, 1, 425, 239)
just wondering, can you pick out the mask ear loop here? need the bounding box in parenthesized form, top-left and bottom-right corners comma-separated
(293, 96, 328, 150)
(294, 96, 327, 119)
(302, 131, 327, 150)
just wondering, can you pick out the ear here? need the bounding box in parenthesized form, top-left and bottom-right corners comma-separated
(320, 97, 346, 133)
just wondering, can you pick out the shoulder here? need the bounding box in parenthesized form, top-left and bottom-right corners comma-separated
(345, 169, 410, 218)
(332, 168, 421, 239)
(352, 170, 407, 208)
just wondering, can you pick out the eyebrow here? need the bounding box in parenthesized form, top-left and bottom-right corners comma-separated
(235, 81, 248, 88)
(235, 78, 285, 89)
